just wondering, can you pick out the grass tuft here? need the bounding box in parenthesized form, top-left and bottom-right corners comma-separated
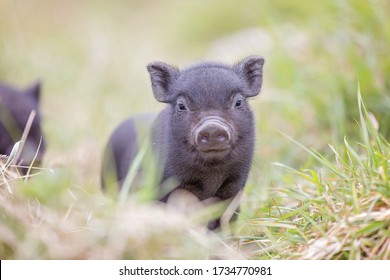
(244, 89, 390, 260)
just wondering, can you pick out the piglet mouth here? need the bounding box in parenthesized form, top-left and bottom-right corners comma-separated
(198, 148, 231, 162)
(192, 116, 234, 157)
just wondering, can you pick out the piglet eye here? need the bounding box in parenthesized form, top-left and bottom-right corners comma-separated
(177, 101, 187, 111)
(234, 99, 243, 108)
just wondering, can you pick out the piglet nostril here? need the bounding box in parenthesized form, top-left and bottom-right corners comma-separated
(217, 132, 228, 143)
(199, 132, 210, 144)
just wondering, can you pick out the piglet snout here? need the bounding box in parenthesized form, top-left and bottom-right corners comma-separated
(193, 117, 232, 152)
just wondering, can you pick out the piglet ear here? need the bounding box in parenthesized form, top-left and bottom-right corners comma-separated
(25, 80, 42, 104)
(147, 62, 179, 103)
(235, 56, 265, 97)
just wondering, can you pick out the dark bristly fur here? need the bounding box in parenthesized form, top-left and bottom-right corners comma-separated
(0, 81, 46, 172)
(101, 56, 265, 229)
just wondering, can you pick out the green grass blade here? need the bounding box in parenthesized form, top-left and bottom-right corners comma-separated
(278, 131, 347, 179)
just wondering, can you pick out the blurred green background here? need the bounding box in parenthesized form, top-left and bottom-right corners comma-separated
(1, 0, 389, 190)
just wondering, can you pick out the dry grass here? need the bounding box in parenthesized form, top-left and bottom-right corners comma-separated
(1, 160, 244, 259)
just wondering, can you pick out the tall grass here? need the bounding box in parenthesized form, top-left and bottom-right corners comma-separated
(1, 90, 388, 259)
(241, 89, 389, 259)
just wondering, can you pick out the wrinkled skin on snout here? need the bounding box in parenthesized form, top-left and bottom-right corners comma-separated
(0, 81, 46, 173)
(102, 56, 264, 229)
(192, 116, 233, 159)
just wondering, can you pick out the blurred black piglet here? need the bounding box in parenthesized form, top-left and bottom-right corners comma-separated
(0, 81, 46, 173)
(102, 56, 265, 229)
